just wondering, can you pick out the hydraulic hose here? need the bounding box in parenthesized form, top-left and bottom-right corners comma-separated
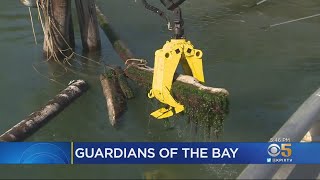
(141, 0, 172, 30)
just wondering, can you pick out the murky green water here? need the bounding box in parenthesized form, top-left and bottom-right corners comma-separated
(1, 0, 320, 179)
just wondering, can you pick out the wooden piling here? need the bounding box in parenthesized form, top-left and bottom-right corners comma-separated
(42, 0, 74, 59)
(69, 14, 75, 49)
(75, 0, 101, 52)
(0, 80, 88, 142)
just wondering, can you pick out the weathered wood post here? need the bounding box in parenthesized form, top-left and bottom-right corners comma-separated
(42, 0, 74, 59)
(75, 0, 101, 52)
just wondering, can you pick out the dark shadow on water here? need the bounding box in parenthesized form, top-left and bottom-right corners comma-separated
(287, 165, 320, 179)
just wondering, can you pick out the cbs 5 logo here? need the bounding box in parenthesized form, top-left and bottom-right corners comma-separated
(268, 143, 292, 157)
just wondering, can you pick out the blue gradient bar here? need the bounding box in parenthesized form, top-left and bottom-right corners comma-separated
(0, 142, 71, 164)
(73, 142, 320, 164)
(1, 142, 320, 164)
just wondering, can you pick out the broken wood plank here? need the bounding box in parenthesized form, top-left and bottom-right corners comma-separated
(100, 73, 125, 126)
(0, 80, 88, 142)
(114, 66, 134, 99)
(100, 67, 133, 126)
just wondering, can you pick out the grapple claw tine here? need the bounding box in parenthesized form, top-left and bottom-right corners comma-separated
(148, 39, 205, 119)
(150, 108, 174, 119)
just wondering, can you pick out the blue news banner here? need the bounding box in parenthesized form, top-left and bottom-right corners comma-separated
(0, 142, 319, 164)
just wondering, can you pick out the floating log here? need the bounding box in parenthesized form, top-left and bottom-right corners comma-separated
(100, 67, 132, 126)
(95, 6, 134, 60)
(75, 0, 101, 51)
(96, 5, 229, 133)
(0, 80, 88, 142)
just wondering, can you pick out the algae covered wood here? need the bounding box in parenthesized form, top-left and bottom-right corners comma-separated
(100, 67, 134, 126)
(114, 67, 134, 99)
(95, 6, 134, 60)
(0, 80, 88, 142)
(125, 65, 229, 121)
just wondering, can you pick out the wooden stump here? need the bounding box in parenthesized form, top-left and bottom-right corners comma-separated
(75, 0, 101, 52)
